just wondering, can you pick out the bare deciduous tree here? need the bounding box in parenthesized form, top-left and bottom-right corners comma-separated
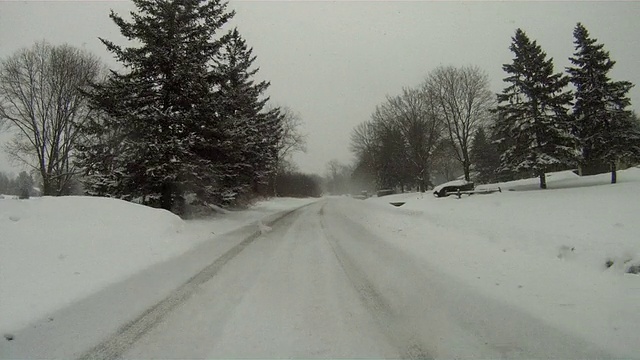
(349, 120, 379, 172)
(382, 87, 443, 191)
(425, 65, 494, 181)
(325, 159, 352, 195)
(349, 121, 376, 159)
(262, 105, 306, 196)
(0, 41, 102, 195)
(276, 106, 307, 172)
(432, 138, 463, 182)
(350, 88, 445, 192)
(365, 105, 411, 190)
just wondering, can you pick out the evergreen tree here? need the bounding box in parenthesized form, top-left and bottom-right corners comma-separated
(567, 23, 640, 183)
(470, 126, 500, 184)
(495, 29, 578, 189)
(78, 0, 235, 211)
(211, 29, 281, 202)
(0, 172, 10, 195)
(627, 112, 640, 166)
(17, 171, 34, 199)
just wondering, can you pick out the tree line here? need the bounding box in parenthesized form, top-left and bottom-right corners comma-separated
(351, 24, 640, 192)
(0, 171, 36, 198)
(350, 65, 494, 192)
(0, 0, 308, 214)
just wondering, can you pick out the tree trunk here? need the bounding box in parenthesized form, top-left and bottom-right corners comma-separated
(463, 161, 471, 182)
(611, 162, 617, 184)
(539, 171, 547, 189)
(272, 173, 278, 197)
(42, 176, 53, 196)
(417, 169, 425, 193)
(160, 182, 173, 211)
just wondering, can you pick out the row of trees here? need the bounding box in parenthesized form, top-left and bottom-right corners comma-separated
(274, 172, 322, 198)
(351, 23, 640, 191)
(0, 0, 306, 214)
(325, 159, 354, 195)
(0, 43, 102, 196)
(494, 24, 639, 188)
(350, 65, 493, 192)
(0, 171, 36, 198)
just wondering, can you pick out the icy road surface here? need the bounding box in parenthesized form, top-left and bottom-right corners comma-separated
(3, 199, 615, 359)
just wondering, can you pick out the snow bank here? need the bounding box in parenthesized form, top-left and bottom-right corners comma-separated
(0, 197, 186, 333)
(352, 167, 640, 356)
(392, 168, 640, 275)
(0, 195, 315, 334)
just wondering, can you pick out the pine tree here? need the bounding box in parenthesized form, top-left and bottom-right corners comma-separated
(567, 23, 640, 183)
(495, 29, 578, 189)
(470, 126, 500, 184)
(211, 29, 281, 202)
(78, 0, 235, 212)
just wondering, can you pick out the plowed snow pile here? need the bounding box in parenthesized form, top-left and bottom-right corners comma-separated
(351, 167, 640, 356)
(0, 196, 313, 334)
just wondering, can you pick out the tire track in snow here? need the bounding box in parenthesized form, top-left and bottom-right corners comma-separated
(319, 199, 620, 359)
(77, 204, 312, 360)
(318, 203, 434, 360)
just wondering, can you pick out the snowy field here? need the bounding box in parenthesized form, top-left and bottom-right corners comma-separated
(0, 196, 315, 335)
(350, 167, 640, 356)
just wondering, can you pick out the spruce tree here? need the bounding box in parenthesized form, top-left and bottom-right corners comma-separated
(567, 23, 640, 183)
(212, 29, 281, 202)
(495, 29, 578, 189)
(78, 0, 235, 211)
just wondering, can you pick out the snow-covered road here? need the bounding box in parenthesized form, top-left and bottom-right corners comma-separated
(2, 198, 618, 359)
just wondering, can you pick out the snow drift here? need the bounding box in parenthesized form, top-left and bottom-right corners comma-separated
(0, 195, 314, 334)
(0, 196, 187, 333)
(352, 167, 640, 356)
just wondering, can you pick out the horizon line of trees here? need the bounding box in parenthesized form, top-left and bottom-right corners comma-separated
(3, 14, 640, 210)
(0, 170, 36, 199)
(350, 64, 493, 192)
(350, 23, 640, 192)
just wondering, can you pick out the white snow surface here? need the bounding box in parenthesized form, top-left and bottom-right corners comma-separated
(2, 169, 640, 357)
(363, 167, 640, 357)
(0, 195, 315, 334)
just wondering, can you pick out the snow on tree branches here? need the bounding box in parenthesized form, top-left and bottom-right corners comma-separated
(495, 29, 579, 189)
(77, 0, 281, 213)
(567, 23, 640, 183)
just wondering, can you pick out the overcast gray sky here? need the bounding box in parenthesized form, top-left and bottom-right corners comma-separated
(1, 0, 639, 176)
